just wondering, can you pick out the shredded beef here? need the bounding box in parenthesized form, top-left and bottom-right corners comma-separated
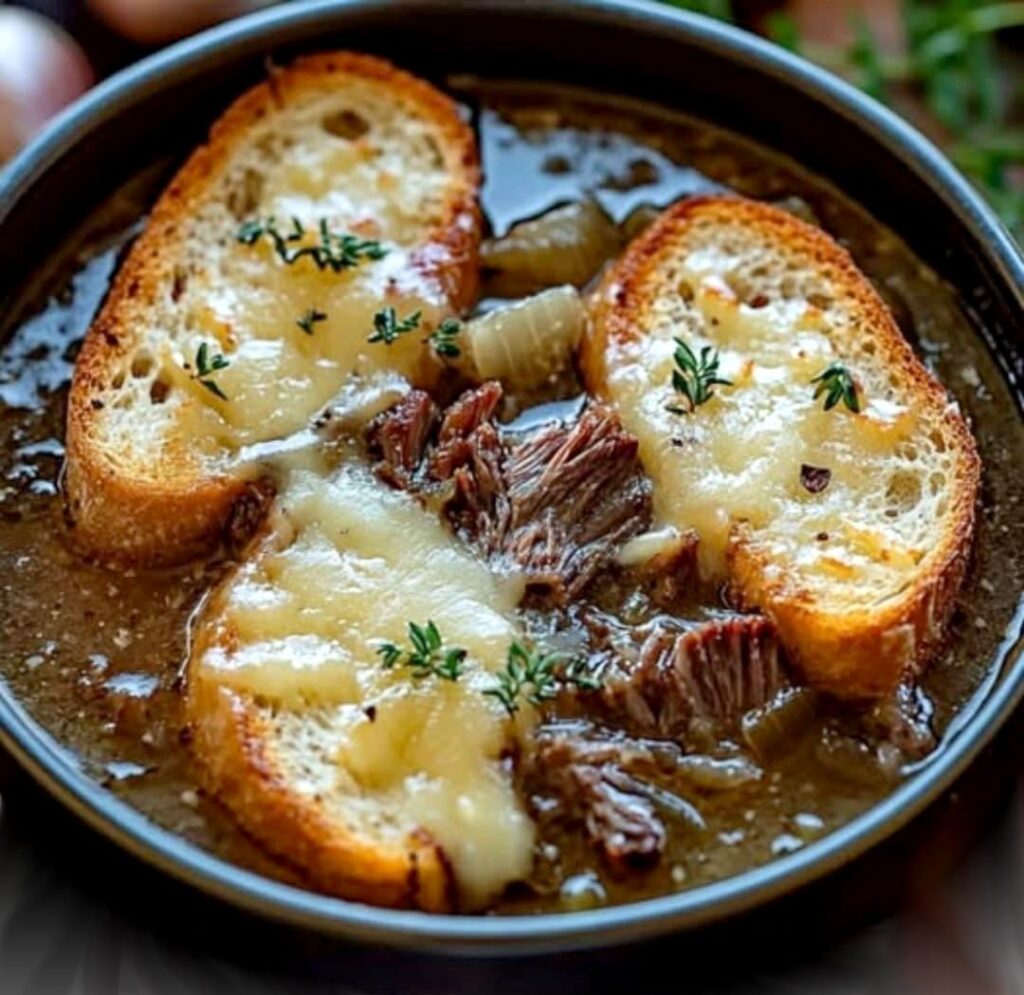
(599, 616, 790, 747)
(224, 477, 276, 558)
(366, 389, 438, 488)
(368, 382, 652, 601)
(523, 729, 667, 875)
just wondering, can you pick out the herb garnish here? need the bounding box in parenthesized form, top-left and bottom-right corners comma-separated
(666, 337, 732, 414)
(190, 342, 230, 400)
(296, 308, 327, 335)
(376, 620, 466, 682)
(811, 361, 861, 413)
(485, 641, 602, 718)
(367, 307, 422, 346)
(237, 216, 387, 272)
(426, 318, 462, 359)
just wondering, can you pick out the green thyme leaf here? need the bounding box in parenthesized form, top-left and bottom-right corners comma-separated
(667, 337, 732, 415)
(367, 308, 422, 346)
(485, 641, 602, 718)
(426, 317, 462, 359)
(190, 342, 230, 401)
(810, 360, 861, 413)
(376, 620, 466, 683)
(296, 308, 327, 335)
(236, 215, 387, 272)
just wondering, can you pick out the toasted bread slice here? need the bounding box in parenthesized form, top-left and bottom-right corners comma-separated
(583, 197, 979, 697)
(66, 53, 480, 566)
(185, 463, 535, 910)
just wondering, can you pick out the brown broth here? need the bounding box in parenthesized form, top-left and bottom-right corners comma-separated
(1, 83, 1022, 915)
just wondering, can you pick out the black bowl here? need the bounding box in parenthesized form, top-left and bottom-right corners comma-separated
(1, 0, 1023, 958)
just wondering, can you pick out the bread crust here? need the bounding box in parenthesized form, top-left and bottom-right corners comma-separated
(65, 52, 481, 567)
(583, 196, 980, 697)
(185, 674, 454, 911)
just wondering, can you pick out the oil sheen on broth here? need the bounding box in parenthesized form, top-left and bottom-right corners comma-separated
(1, 82, 1021, 914)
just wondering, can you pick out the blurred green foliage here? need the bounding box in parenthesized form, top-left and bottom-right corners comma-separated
(662, 0, 1024, 239)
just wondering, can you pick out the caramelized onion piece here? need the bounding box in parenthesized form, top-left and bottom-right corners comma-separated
(675, 754, 762, 792)
(741, 687, 819, 764)
(619, 203, 662, 242)
(482, 200, 622, 297)
(814, 727, 896, 789)
(463, 285, 584, 390)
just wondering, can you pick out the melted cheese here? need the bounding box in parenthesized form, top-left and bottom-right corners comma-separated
(604, 262, 927, 606)
(164, 131, 455, 455)
(199, 465, 534, 904)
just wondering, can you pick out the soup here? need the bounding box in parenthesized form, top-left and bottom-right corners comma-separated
(1, 78, 1021, 914)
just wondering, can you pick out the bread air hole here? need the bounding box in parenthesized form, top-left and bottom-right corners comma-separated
(131, 350, 154, 378)
(171, 267, 189, 303)
(149, 378, 170, 405)
(322, 109, 369, 140)
(226, 168, 265, 221)
(885, 470, 922, 514)
(424, 135, 444, 170)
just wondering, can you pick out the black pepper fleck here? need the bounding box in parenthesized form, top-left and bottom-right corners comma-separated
(800, 464, 832, 494)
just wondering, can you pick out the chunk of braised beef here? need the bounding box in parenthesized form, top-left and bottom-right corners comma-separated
(371, 382, 653, 603)
(366, 389, 438, 488)
(428, 380, 503, 479)
(440, 401, 652, 602)
(523, 729, 667, 875)
(633, 531, 700, 610)
(599, 616, 790, 747)
(224, 477, 276, 558)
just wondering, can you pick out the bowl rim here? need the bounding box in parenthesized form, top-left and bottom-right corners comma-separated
(1, 0, 1023, 956)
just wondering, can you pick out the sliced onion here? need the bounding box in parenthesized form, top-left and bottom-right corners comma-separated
(814, 727, 894, 788)
(619, 203, 662, 242)
(741, 687, 819, 764)
(675, 754, 762, 792)
(464, 285, 585, 390)
(481, 200, 621, 298)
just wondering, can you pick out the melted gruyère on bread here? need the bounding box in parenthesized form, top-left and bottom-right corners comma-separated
(194, 463, 534, 905)
(603, 259, 930, 604)
(586, 197, 977, 696)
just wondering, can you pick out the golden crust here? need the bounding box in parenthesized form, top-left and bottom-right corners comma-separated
(583, 196, 980, 698)
(65, 52, 481, 568)
(183, 560, 455, 911)
(184, 678, 454, 911)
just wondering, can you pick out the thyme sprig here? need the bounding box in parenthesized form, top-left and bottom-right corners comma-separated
(485, 641, 602, 717)
(666, 337, 732, 415)
(426, 318, 462, 359)
(189, 342, 230, 400)
(811, 360, 861, 413)
(367, 307, 422, 346)
(376, 620, 466, 682)
(296, 308, 327, 335)
(237, 216, 387, 272)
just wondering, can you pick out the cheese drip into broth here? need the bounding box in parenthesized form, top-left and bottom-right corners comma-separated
(197, 464, 535, 905)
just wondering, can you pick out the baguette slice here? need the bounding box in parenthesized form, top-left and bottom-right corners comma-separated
(583, 197, 979, 697)
(185, 463, 535, 911)
(66, 53, 480, 566)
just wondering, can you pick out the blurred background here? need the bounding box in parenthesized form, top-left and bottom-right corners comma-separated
(1, 0, 1023, 241)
